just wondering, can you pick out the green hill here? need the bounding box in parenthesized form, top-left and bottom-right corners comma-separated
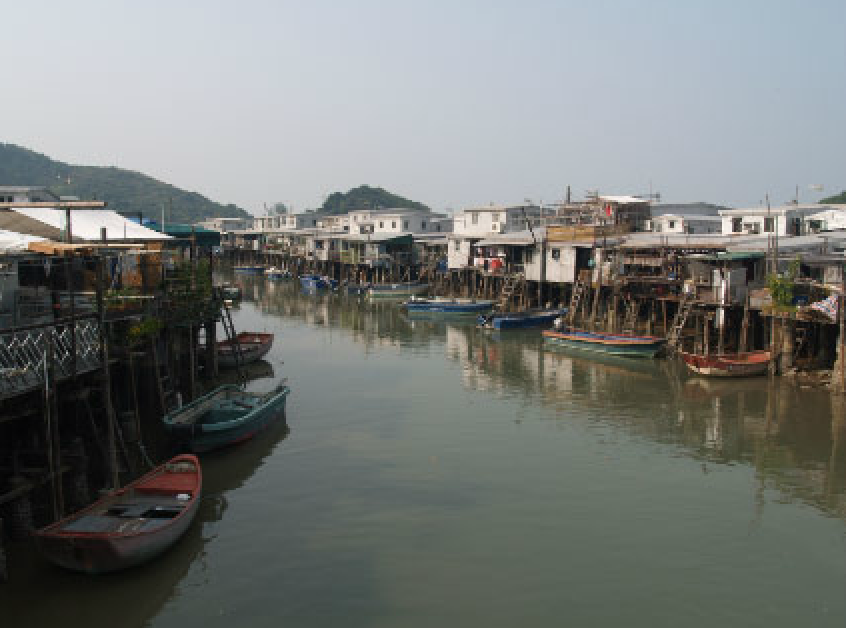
(321, 185, 430, 215)
(820, 191, 846, 204)
(0, 143, 250, 223)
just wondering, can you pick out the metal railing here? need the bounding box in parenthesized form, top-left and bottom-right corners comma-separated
(0, 317, 102, 400)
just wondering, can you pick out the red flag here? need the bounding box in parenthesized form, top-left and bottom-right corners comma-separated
(605, 203, 612, 217)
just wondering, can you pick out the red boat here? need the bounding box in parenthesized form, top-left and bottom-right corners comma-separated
(217, 332, 274, 369)
(35, 454, 202, 574)
(679, 350, 772, 377)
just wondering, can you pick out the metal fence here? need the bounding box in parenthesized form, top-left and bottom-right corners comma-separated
(0, 318, 102, 400)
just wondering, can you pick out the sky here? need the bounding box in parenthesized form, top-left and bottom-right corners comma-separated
(1, 0, 844, 215)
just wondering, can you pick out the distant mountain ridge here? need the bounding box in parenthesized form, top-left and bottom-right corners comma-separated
(0, 143, 250, 224)
(320, 185, 430, 215)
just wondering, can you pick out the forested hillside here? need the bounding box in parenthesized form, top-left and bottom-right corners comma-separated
(320, 185, 430, 215)
(820, 191, 846, 204)
(0, 143, 250, 223)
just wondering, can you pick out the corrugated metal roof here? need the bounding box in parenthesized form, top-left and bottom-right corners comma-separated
(12, 209, 169, 241)
(0, 229, 45, 253)
(599, 195, 649, 204)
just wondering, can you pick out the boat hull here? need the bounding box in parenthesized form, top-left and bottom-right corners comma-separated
(368, 283, 429, 299)
(233, 266, 264, 274)
(680, 351, 771, 377)
(164, 385, 291, 453)
(405, 299, 494, 314)
(35, 455, 201, 575)
(217, 333, 273, 369)
(542, 329, 666, 358)
(489, 308, 567, 330)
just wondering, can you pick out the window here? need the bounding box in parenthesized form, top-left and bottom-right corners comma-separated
(422, 221, 427, 230)
(668, 220, 676, 229)
(403, 220, 409, 229)
(392, 221, 397, 229)
(436, 224, 441, 232)
(491, 212, 499, 223)
(379, 221, 384, 228)
(732, 218, 742, 233)
(312, 220, 317, 226)
(471, 212, 479, 225)
(551, 248, 560, 261)
(315, 240, 324, 250)
(764, 217, 775, 232)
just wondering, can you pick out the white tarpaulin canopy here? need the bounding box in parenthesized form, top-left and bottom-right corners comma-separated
(11, 208, 170, 241)
(0, 229, 45, 253)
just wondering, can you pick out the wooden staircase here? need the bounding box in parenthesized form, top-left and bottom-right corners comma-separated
(568, 277, 588, 324)
(667, 295, 694, 351)
(497, 274, 524, 312)
(622, 298, 639, 334)
(220, 299, 246, 383)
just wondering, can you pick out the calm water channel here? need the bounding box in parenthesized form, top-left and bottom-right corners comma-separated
(3, 275, 846, 627)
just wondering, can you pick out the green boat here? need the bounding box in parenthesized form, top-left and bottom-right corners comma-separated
(164, 383, 290, 453)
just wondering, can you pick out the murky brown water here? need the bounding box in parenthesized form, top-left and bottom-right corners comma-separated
(3, 275, 845, 627)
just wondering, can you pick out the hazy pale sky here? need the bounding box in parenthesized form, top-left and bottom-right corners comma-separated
(2, 0, 844, 215)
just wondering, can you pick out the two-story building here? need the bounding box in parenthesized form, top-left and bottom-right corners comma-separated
(347, 208, 449, 236)
(448, 204, 545, 270)
(719, 204, 820, 237)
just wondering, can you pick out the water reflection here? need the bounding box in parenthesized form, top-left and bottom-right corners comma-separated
(0, 412, 290, 626)
(246, 274, 846, 523)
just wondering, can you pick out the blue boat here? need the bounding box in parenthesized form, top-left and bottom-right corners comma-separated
(542, 328, 666, 358)
(163, 383, 291, 453)
(479, 307, 568, 330)
(403, 297, 495, 315)
(299, 274, 338, 291)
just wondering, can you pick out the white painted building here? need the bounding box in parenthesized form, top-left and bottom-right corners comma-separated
(448, 204, 544, 270)
(647, 214, 722, 234)
(348, 208, 449, 236)
(453, 204, 543, 237)
(197, 217, 250, 232)
(719, 205, 820, 237)
(0, 186, 60, 204)
(804, 205, 846, 232)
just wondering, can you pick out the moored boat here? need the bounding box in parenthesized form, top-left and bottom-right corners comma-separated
(542, 328, 666, 358)
(479, 307, 568, 330)
(679, 350, 771, 377)
(217, 332, 274, 368)
(403, 297, 495, 315)
(164, 383, 291, 452)
(367, 282, 428, 299)
(35, 454, 202, 574)
(299, 274, 338, 291)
